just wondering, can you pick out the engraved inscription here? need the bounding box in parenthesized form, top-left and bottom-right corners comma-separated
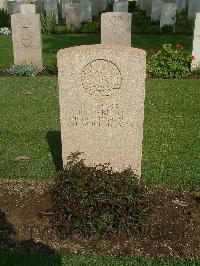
(21, 26, 33, 47)
(110, 15, 126, 39)
(82, 60, 122, 96)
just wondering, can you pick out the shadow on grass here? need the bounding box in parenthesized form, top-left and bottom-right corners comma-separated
(0, 210, 61, 266)
(46, 131, 63, 172)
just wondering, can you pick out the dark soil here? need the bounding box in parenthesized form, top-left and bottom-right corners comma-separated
(0, 70, 57, 77)
(0, 180, 199, 258)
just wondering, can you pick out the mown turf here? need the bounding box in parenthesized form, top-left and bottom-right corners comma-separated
(0, 34, 193, 69)
(0, 251, 199, 266)
(0, 77, 199, 191)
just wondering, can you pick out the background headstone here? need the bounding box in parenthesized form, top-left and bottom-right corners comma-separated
(61, 0, 71, 18)
(160, 2, 177, 27)
(151, 0, 163, 22)
(80, 0, 92, 22)
(44, 0, 58, 24)
(11, 13, 43, 67)
(143, 0, 152, 16)
(20, 4, 36, 13)
(57, 44, 146, 176)
(191, 13, 200, 69)
(65, 3, 81, 31)
(101, 12, 132, 46)
(188, 0, 200, 18)
(113, 0, 128, 12)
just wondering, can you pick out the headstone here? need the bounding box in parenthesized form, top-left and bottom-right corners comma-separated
(191, 13, 200, 69)
(35, 0, 44, 13)
(20, 4, 36, 13)
(61, 0, 71, 18)
(7, 0, 20, 14)
(57, 44, 146, 176)
(188, 0, 200, 18)
(80, 0, 92, 22)
(101, 12, 132, 46)
(176, 0, 185, 12)
(65, 3, 81, 31)
(44, 0, 58, 24)
(99, 0, 108, 12)
(113, 0, 128, 12)
(91, 0, 99, 17)
(0, 0, 4, 9)
(160, 2, 177, 27)
(151, 0, 163, 22)
(11, 13, 43, 67)
(143, 0, 152, 16)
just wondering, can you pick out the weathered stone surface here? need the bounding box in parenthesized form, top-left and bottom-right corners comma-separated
(101, 12, 132, 46)
(35, 0, 44, 14)
(65, 3, 81, 31)
(11, 13, 43, 67)
(61, 0, 72, 18)
(113, 0, 128, 12)
(191, 13, 200, 69)
(80, 0, 92, 22)
(160, 2, 177, 27)
(151, 0, 163, 22)
(20, 4, 36, 13)
(57, 44, 146, 176)
(7, 0, 20, 14)
(188, 0, 200, 18)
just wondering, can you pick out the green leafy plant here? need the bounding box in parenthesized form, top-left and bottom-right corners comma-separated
(50, 152, 144, 238)
(6, 65, 43, 76)
(160, 24, 174, 33)
(40, 13, 56, 34)
(81, 21, 101, 34)
(0, 8, 10, 27)
(147, 44, 192, 79)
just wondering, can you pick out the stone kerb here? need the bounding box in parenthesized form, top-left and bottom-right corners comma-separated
(101, 12, 132, 46)
(57, 44, 146, 177)
(11, 13, 43, 67)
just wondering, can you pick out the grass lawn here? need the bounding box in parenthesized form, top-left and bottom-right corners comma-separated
(0, 34, 193, 69)
(0, 77, 199, 191)
(0, 251, 199, 266)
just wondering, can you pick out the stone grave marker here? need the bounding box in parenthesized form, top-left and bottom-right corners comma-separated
(61, 0, 72, 18)
(91, 0, 99, 17)
(44, 0, 58, 24)
(176, 0, 185, 12)
(188, 0, 200, 18)
(113, 0, 128, 12)
(20, 4, 36, 14)
(160, 2, 177, 27)
(65, 3, 81, 31)
(101, 12, 132, 46)
(11, 13, 43, 67)
(151, 0, 163, 22)
(80, 0, 92, 22)
(191, 13, 200, 69)
(7, 0, 20, 14)
(35, 0, 44, 14)
(57, 44, 146, 177)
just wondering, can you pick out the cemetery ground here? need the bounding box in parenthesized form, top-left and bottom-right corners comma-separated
(0, 77, 199, 262)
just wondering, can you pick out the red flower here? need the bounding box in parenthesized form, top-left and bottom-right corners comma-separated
(150, 48, 156, 56)
(192, 55, 195, 60)
(176, 44, 183, 49)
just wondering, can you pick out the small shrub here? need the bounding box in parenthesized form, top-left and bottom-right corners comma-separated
(160, 24, 174, 33)
(50, 152, 144, 238)
(147, 44, 192, 79)
(0, 8, 10, 28)
(6, 65, 43, 76)
(132, 10, 147, 25)
(128, 1, 138, 13)
(81, 21, 101, 34)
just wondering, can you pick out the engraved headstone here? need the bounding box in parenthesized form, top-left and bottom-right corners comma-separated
(58, 44, 146, 176)
(20, 4, 36, 13)
(151, 0, 163, 22)
(160, 2, 177, 27)
(113, 0, 128, 12)
(80, 0, 92, 22)
(11, 13, 43, 67)
(188, 0, 200, 18)
(101, 12, 132, 46)
(191, 13, 200, 69)
(65, 3, 81, 31)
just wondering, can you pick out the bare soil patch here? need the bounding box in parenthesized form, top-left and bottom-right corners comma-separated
(0, 180, 199, 258)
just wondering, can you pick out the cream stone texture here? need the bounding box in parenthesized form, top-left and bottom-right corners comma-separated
(57, 45, 146, 177)
(11, 13, 43, 67)
(65, 3, 81, 31)
(101, 12, 132, 46)
(20, 4, 36, 13)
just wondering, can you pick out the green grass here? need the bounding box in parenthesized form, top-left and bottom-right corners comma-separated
(0, 77, 199, 191)
(0, 34, 193, 69)
(0, 251, 199, 266)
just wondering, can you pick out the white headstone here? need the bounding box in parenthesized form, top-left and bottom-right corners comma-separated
(113, 1, 128, 12)
(191, 13, 200, 69)
(80, 0, 92, 22)
(188, 0, 200, 18)
(160, 2, 177, 27)
(151, 0, 163, 22)
(101, 12, 132, 46)
(20, 4, 36, 14)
